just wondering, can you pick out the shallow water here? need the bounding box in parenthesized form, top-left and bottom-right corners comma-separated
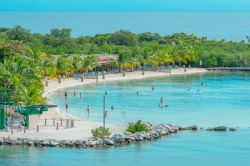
(1, 72, 250, 166)
(49, 72, 250, 128)
(1, 130, 250, 166)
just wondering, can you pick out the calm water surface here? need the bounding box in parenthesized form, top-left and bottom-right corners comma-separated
(1, 72, 250, 166)
(0, 130, 250, 166)
(1, 11, 250, 40)
(50, 72, 250, 128)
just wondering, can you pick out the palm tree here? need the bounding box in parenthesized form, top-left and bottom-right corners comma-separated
(148, 53, 160, 71)
(24, 86, 47, 105)
(82, 55, 97, 75)
(0, 57, 44, 104)
(135, 48, 151, 75)
(71, 55, 83, 73)
(55, 55, 73, 82)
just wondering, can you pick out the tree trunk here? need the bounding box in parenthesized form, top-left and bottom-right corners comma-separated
(142, 65, 144, 75)
(58, 75, 61, 83)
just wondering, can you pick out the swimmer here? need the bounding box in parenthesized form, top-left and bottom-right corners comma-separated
(152, 86, 155, 91)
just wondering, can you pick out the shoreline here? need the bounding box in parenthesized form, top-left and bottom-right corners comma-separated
(44, 68, 207, 95)
(0, 68, 208, 141)
(42, 68, 207, 125)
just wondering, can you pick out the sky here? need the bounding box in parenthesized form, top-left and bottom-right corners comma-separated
(1, 0, 250, 11)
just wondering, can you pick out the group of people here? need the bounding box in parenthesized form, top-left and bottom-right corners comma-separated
(5, 116, 26, 132)
(63, 84, 170, 120)
(63, 90, 116, 119)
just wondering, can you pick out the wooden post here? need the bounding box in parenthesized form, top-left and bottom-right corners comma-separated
(37, 125, 39, 132)
(45, 118, 47, 126)
(56, 123, 59, 130)
(102, 71, 105, 80)
(96, 71, 98, 83)
(53, 119, 55, 126)
(60, 118, 63, 126)
(103, 95, 106, 128)
(24, 126, 26, 133)
(11, 126, 13, 135)
(80, 75, 83, 82)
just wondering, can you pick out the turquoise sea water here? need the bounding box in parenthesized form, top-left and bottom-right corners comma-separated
(49, 72, 250, 128)
(1, 72, 250, 166)
(1, 11, 250, 41)
(1, 130, 250, 166)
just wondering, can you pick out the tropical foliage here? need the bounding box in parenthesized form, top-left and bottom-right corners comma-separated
(1, 26, 250, 105)
(127, 120, 151, 133)
(91, 126, 112, 139)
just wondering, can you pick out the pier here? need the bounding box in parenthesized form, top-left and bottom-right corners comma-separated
(206, 67, 250, 71)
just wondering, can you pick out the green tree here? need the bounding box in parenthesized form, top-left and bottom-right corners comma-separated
(108, 30, 138, 46)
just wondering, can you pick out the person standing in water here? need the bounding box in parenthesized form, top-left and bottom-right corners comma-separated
(86, 105, 90, 119)
(159, 96, 168, 108)
(136, 91, 139, 96)
(64, 91, 68, 100)
(65, 104, 68, 113)
(160, 96, 164, 106)
(111, 105, 115, 111)
(74, 91, 76, 96)
(80, 93, 82, 99)
(152, 86, 155, 91)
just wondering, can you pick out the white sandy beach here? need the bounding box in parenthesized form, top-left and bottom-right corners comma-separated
(0, 68, 207, 140)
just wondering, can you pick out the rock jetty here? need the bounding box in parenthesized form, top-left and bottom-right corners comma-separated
(0, 123, 238, 148)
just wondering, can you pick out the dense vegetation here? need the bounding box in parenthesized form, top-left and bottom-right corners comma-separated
(91, 126, 111, 139)
(1, 26, 250, 104)
(127, 120, 151, 133)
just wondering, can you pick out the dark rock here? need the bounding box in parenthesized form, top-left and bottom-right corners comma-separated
(189, 125, 198, 131)
(229, 128, 237, 131)
(213, 126, 227, 131)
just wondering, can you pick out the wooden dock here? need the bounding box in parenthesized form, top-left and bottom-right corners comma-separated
(206, 67, 250, 71)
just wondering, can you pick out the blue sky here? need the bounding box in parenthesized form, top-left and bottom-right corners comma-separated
(1, 0, 250, 11)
